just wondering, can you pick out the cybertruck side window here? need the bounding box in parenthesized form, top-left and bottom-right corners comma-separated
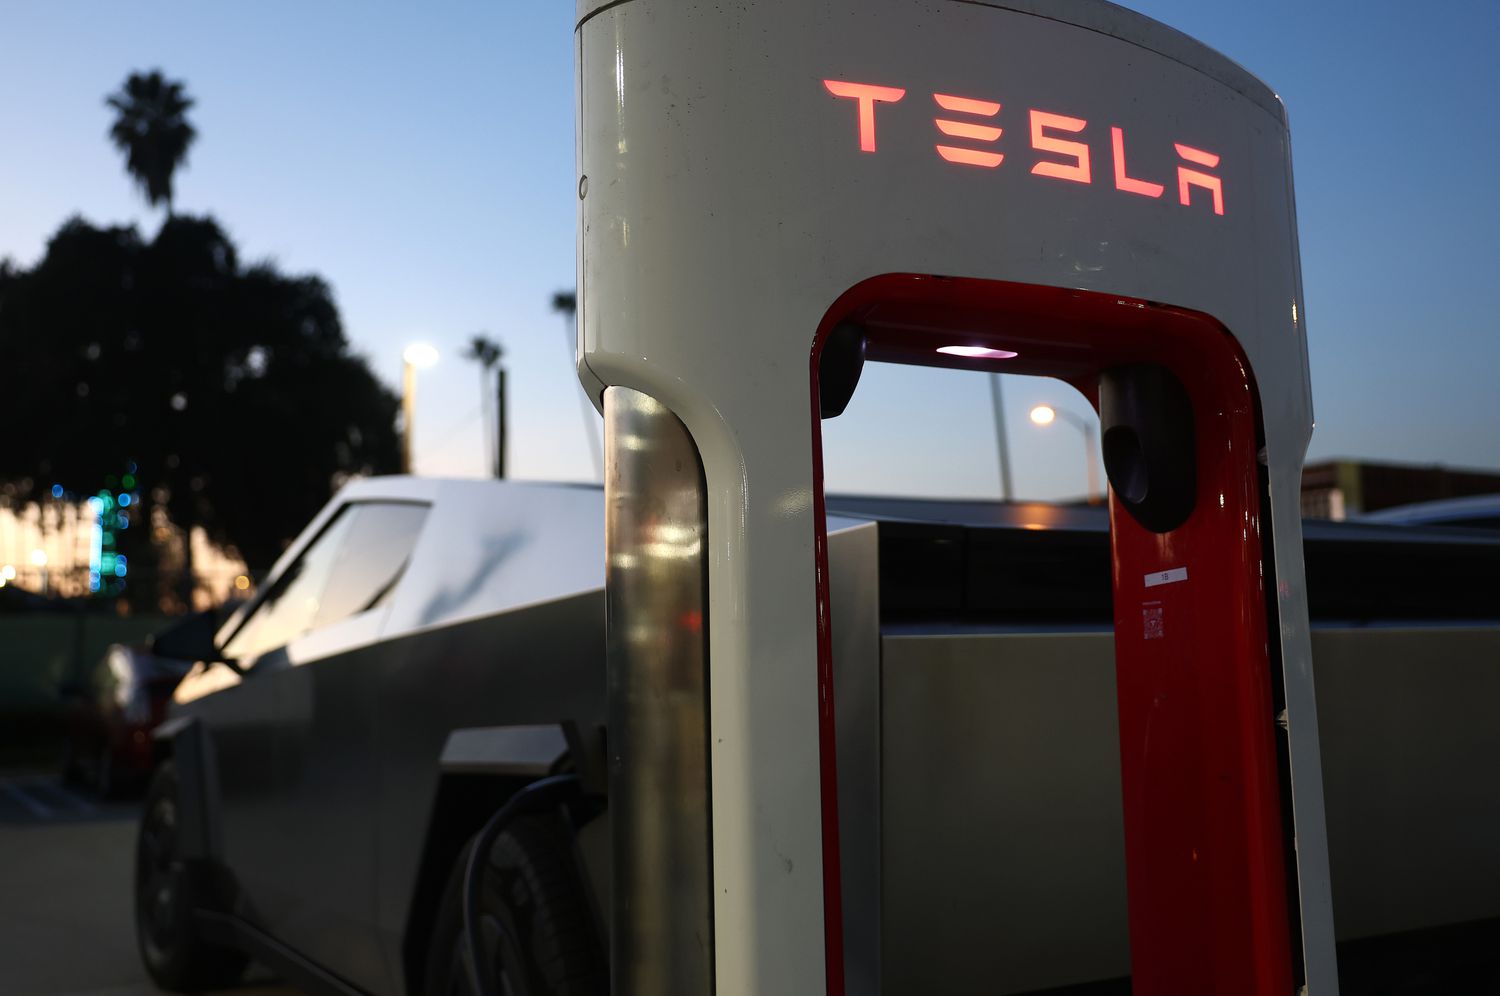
(221, 501, 429, 662)
(311, 501, 429, 625)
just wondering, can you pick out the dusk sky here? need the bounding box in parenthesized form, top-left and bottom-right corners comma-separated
(1, 1, 1495, 501)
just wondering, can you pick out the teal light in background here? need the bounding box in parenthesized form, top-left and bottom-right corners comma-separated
(90, 488, 124, 595)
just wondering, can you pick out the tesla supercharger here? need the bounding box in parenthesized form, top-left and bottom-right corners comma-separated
(576, 2, 1337, 994)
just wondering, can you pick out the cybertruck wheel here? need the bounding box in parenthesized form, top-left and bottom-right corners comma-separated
(424, 813, 605, 996)
(135, 760, 247, 992)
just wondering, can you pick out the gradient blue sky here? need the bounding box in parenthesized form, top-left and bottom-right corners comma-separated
(1, 1, 1495, 501)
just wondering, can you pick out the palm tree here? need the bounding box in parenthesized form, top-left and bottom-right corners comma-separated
(106, 70, 197, 216)
(552, 290, 603, 479)
(463, 335, 504, 475)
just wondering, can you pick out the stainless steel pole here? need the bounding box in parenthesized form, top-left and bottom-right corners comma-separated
(401, 359, 416, 475)
(604, 387, 714, 995)
(495, 365, 507, 479)
(988, 373, 1014, 500)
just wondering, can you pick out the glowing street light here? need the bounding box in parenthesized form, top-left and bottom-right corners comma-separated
(1029, 403, 1101, 502)
(403, 342, 440, 370)
(1029, 404, 1057, 427)
(402, 342, 440, 474)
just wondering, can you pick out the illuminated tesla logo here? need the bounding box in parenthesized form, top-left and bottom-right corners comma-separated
(823, 79, 1225, 216)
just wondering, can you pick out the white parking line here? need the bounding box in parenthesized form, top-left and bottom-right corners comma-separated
(1, 780, 54, 818)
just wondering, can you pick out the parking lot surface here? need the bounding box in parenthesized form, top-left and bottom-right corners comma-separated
(0, 770, 298, 996)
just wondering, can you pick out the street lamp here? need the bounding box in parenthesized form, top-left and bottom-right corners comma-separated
(402, 342, 440, 475)
(1029, 403, 1102, 502)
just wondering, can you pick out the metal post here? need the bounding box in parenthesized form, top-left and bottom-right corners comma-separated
(1056, 408, 1102, 503)
(495, 365, 508, 479)
(401, 359, 416, 475)
(1082, 420, 1101, 503)
(605, 387, 714, 995)
(988, 373, 1014, 500)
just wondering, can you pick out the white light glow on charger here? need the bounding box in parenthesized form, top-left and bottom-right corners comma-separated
(936, 345, 1018, 359)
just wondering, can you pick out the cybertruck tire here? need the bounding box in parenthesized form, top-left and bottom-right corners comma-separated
(135, 760, 247, 992)
(424, 813, 605, 996)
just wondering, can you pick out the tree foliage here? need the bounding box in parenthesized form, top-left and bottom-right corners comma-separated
(106, 70, 197, 215)
(0, 214, 401, 576)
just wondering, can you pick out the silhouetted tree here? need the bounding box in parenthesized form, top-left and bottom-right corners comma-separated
(107, 71, 196, 216)
(0, 215, 401, 605)
(0, 70, 398, 608)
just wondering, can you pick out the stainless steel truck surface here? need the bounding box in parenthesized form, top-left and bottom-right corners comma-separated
(136, 476, 1500, 995)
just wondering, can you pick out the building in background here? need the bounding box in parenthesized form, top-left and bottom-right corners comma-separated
(1302, 460, 1500, 520)
(0, 501, 248, 609)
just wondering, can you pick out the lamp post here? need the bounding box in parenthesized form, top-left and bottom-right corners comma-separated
(1029, 403, 1101, 503)
(989, 375, 1014, 501)
(495, 353, 508, 479)
(402, 342, 440, 475)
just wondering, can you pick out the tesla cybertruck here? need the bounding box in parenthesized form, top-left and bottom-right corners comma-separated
(137, 476, 1500, 995)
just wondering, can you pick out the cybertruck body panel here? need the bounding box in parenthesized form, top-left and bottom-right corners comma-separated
(828, 501, 1500, 994)
(164, 475, 867, 994)
(161, 477, 1500, 995)
(168, 477, 611, 995)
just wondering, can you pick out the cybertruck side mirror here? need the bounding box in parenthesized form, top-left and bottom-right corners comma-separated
(1099, 364, 1197, 533)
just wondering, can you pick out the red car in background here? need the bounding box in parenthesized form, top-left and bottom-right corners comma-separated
(61, 609, 223, 798)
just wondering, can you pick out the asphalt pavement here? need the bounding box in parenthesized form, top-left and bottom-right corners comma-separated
(0, 770, 298, 996)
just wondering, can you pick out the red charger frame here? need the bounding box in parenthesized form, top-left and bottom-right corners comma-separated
(809, 274, 1299, 996)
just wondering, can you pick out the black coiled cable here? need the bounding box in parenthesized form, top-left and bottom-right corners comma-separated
(461, 774, 581, 996)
